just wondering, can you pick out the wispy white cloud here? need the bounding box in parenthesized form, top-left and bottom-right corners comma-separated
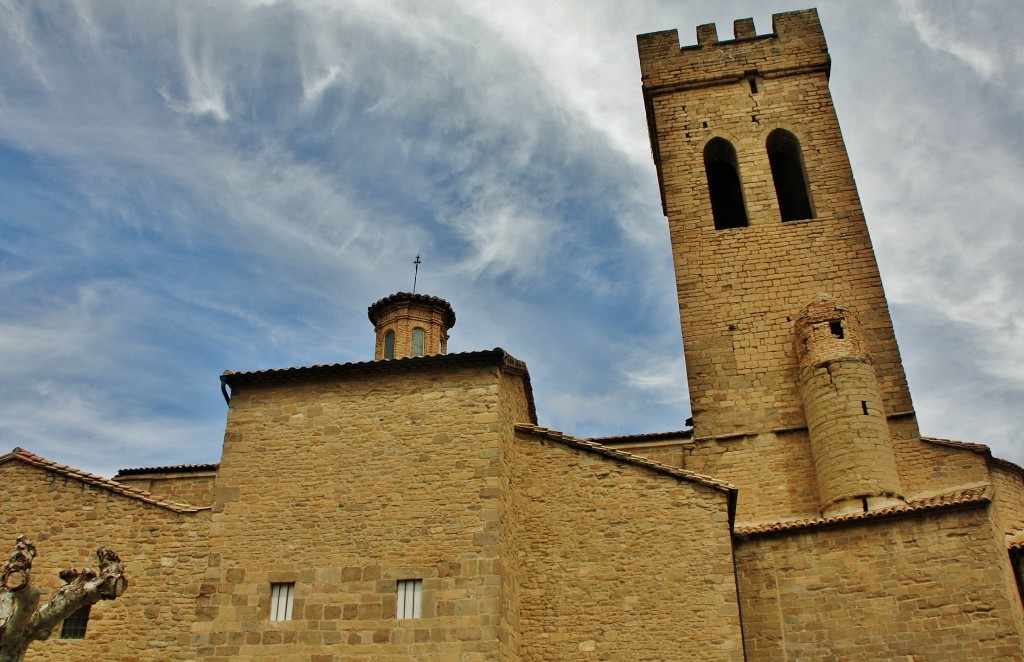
(1, 0, 1021, 474)
(898, 0, 999, 79)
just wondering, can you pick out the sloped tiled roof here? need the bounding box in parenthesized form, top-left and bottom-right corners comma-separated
(367, 292, 456, 327)
(589, 429, 693, 444)
(115, 463, 219, 478)
(0, 448, 206, 513)
(734, 485, 991, 539)
(515, 425, 735, 494)
(220, 348, 538, 425)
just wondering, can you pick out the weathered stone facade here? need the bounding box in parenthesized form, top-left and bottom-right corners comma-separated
(3, 7, 1023, 661)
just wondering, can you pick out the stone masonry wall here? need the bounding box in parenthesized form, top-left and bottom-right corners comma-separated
(496, 369, 534, 661)
(115, 472, 217, 507)
(681, 430, 821, 525)
(193, 361, 526, 660)
(597, 439, 685, 468)
(735, 506, 1024, 660)
(0, 462, 208, 661)
(892, 435, 990, 498)
(511, 430, 744, 661)
(992, 463, 1024, 539)
(639, 10, 916, 444)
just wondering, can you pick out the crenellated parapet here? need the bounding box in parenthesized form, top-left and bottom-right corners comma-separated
(638, 9, 829, 92)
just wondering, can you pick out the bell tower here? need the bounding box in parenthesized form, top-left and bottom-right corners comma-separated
(639, 10, 914, 512)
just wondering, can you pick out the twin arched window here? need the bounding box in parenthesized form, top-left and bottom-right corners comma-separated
(705, 129, 813, 229)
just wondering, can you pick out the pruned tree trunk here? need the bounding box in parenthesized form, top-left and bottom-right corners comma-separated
(0, 536, 128, 662)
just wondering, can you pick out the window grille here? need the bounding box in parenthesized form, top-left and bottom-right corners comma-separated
(60, 605, 91, 639)
(396, 579, 422, 619)
(270, 582, 294, 621)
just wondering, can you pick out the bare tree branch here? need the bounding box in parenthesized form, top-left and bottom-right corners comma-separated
(0, 537, 128, 662)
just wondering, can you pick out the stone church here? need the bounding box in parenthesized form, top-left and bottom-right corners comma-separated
(3, 9, 1024, 660)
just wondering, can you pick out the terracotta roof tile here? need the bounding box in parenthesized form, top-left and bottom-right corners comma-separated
(115, 463, 219, 478)
(588, 429, 693, 444)
(1, 447, 206, 513)
(734, 485, 991, 539)
(515, 424, 735, 494)
(367, 292, 456, 327)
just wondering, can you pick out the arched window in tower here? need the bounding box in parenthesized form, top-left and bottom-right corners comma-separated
(704, 138, 748, 229)
(767, 129, 814, 222)
(411, 328, 425, 357)
(383, 330, 395, 359)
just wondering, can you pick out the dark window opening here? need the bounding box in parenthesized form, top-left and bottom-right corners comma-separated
(60, 605, 91, 639)
(748, 77, 758, 94)
(861, 497, 870, 512)
(1011, 550, 1024, 606)
(384, 330, 395, 359)
(704, 138, 748, 230)
(829, 320, 844, 338)
(862, 401, 869, 415)
(767, 129, 813, 222)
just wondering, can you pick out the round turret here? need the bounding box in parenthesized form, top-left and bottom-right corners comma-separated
(368, 293, 456, 361)
(794, 295, 904, 516)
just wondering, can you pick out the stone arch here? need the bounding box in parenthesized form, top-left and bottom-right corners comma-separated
(703, 137, 748, 229)
(767, 128, 814, 221)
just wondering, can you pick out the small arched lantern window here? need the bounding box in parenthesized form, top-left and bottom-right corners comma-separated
(767, 129, 814, 222)
(704, 138, 748, 230)
(383, 330, 396, 359)
(411, 328, 425, 357)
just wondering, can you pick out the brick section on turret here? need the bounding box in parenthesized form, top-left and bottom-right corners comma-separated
(368, 292, 455, 360)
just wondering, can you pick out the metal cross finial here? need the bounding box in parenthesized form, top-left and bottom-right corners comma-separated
(413, 254, 422, 294)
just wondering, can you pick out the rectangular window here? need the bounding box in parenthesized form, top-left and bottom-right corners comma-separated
(270, 582, 294, 621)
(60, 605, 91, 639)
(396, 579, 422, 619)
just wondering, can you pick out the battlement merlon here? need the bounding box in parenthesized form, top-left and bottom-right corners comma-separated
(637, 9, 830, 91)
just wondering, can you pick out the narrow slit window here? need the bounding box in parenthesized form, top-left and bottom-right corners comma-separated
(270, 582, 294, 621)
(60, 605, 90, 639)
(767, 129, 814, 222)
(384, 330, 395, 359)
(411, 328, 425, 357)
(397, 579, 423, 619)
(862, 401, 869, 415)
(704, 138, 748, 230)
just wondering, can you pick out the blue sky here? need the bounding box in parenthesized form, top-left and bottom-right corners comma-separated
(1, 0, 1022, 476)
